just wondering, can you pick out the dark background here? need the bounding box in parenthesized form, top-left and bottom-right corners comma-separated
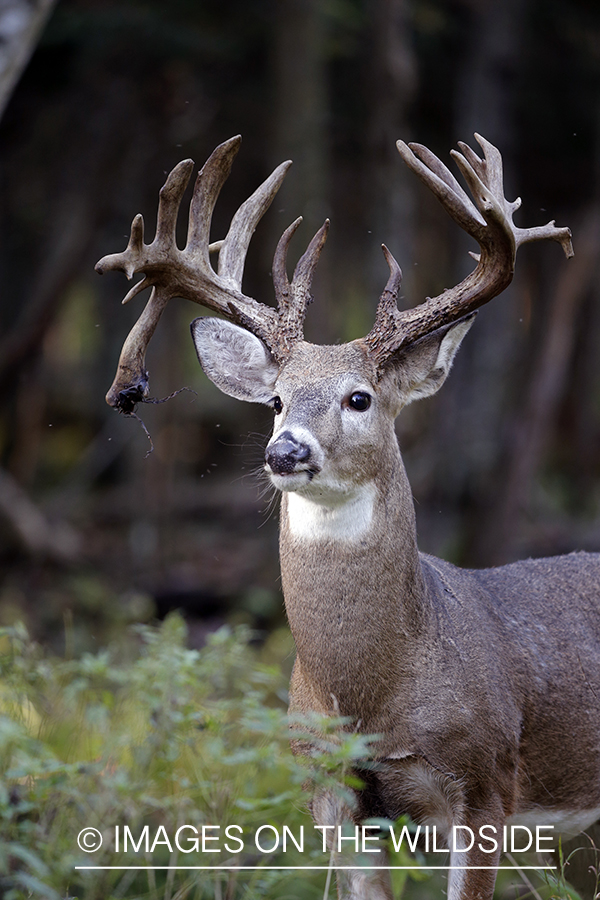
(1, 0, 600, 650)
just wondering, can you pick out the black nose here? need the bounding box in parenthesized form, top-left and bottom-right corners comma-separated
(266, 431, 311, 475)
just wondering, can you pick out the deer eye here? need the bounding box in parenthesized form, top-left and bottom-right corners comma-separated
(272, 397, 283, 414)
(348, 391, 371, 411)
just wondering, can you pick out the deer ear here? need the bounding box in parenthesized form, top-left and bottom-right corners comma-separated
(384, 313, 476, 409)
(191, 317, 279, 404)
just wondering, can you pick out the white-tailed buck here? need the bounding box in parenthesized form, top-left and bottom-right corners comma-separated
(98, 135, 600, 900)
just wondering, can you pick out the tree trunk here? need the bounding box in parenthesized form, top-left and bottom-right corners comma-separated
(0, 0, 57, 119)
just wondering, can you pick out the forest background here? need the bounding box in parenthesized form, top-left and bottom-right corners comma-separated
(1, 0, 600, 649)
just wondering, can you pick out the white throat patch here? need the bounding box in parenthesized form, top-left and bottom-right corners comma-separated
(286, 484, 376, 542)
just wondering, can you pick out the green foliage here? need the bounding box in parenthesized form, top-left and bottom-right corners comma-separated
(0, 617, 425, 900)
(1, 618, 581, 900)
(542, 834, 600, 900)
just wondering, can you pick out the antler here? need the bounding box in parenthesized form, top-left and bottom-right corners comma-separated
(101, 133, 573, 409)
(97, 136, 327, 410)
(363, 133, 574, 368)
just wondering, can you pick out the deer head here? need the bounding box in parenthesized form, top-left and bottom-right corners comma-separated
(97, 134, 573, 492)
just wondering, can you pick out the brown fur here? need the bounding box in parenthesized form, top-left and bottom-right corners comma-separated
(276, 342, 600, 900)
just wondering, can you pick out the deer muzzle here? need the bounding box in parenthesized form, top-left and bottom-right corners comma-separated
(265, 431, 312, 476)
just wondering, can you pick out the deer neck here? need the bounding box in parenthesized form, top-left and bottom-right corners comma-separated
(279, 449, 427, 717)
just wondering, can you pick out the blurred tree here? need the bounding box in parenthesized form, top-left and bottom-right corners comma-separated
(0, 0, 56, 117)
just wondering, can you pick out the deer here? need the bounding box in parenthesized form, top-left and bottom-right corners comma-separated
(97, 134, 600, 900)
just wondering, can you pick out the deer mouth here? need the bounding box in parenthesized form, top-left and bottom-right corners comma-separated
(266, 465, 322, 491)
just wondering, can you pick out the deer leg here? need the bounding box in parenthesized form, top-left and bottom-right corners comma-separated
(335, 853, 394, 900)
(311, 791, 394, 900)
(447, 839, 500, 900)
(447, 801, 504, 900)
(370, 759, 505, 900)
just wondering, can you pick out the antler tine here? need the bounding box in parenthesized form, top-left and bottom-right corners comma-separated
(514, 218, 574, 258)
(381, 244, 403, 296)
(156, 158, 197, 248)
(364, 135, 573, 370)
(292, 220, 330, 293)
(471, 133, 504, 197)
(289, 220, 330, 313)
(272, 219, 330, 352)
(186, 136, 241, 266)
(272, 217, 303, 305)
(121, 215, 145, 284)
(218, 159, 292, 290)
(454, 135, 502, 198)
(365, 246, 403, 352)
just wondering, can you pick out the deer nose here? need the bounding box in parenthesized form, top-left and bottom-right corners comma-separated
(266, 431, 311, 474)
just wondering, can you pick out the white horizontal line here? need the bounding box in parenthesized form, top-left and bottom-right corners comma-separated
(75, 865, 557, 871)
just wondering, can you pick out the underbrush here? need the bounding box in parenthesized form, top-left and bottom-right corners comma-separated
(0, 617, 419, 899)
(0, 617, 587, 900)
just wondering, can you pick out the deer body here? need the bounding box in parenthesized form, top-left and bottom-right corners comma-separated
(286, 508, 600, 819)
(190, 320, 600, 898)
(276, 344, 600, 900)
(99, 134, 600, 899)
